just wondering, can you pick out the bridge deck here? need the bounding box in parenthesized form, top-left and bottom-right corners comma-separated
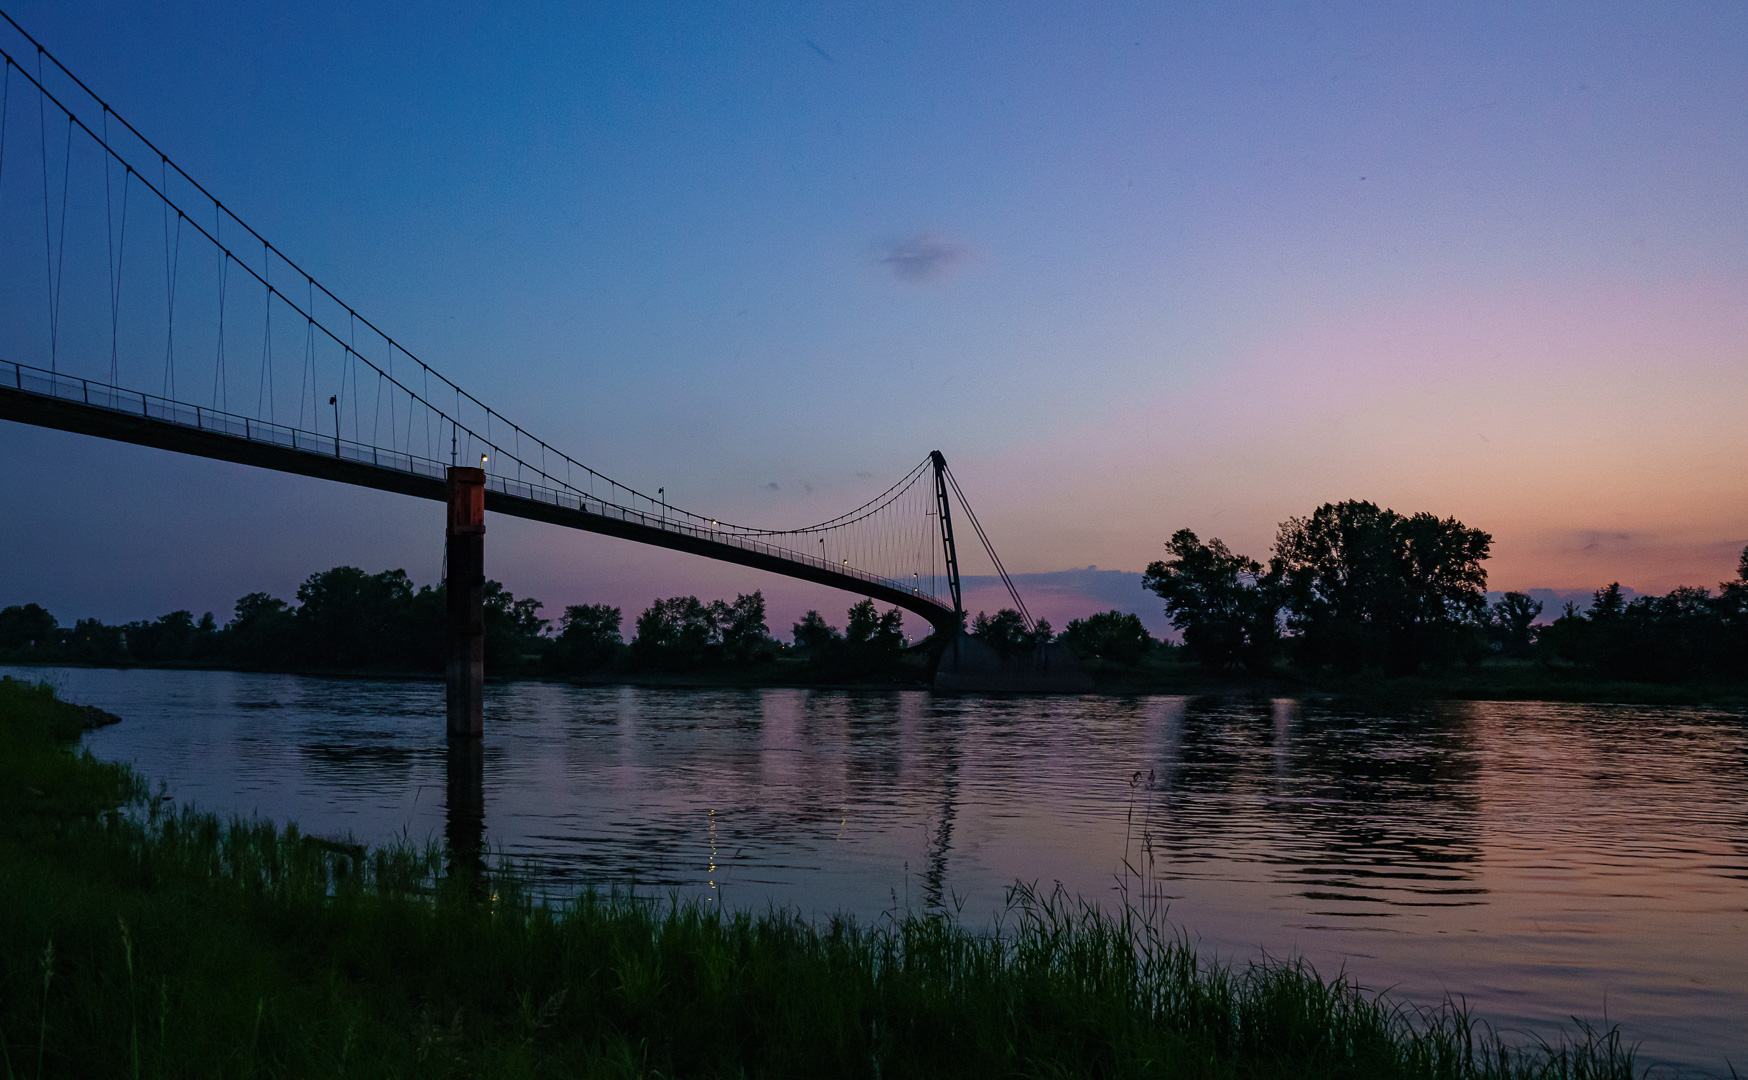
(1, 360, 959, 635)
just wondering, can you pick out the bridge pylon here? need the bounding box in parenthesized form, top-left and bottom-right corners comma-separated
(446, 467, 487, 737)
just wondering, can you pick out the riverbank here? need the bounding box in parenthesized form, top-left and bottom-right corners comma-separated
(1085, 655, 1748, 707)
(0, 676, 1642, 1078)
(7, 652, 1747, 706)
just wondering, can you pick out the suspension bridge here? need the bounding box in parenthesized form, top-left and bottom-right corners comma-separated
(0, 14, 1081, 724)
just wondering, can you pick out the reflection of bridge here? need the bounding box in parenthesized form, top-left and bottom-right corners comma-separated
(0, 15, 1055, 726)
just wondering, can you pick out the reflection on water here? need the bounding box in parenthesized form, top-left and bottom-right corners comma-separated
(445, 738, 486, 884)
(11, 666, 1744, 1073)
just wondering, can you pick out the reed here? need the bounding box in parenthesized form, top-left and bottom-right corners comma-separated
(0, 677, 1641, 1078)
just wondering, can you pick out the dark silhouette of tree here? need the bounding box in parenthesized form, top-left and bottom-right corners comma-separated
(1273, 502, 1490, 675)
(1487, 592, 1542, 659)
(295, 567, 415, 668)
(226, 592, 297, 667)
(1142, 529, 1279, 673)
(711, 591, 773, 663)
(845, 598, 904, 671)
(554, 603, 622, 672)
(1541, 579, 1747, 682)
(791, 600, 907, 677)
(484, 581, 548, 672)
(0, 604, 58, 652)
(630, 592, 774, 670)
(1058, 610, 1152, 665)
(65, 618, 125, 663)
(632, 595, 716, 670)
(1718, 545, 1748, 629)
(970, 608, 1050, 659)
(791, 610, 841, 655)
(846, 599, 901, 649)
(122, 610, 205, 663)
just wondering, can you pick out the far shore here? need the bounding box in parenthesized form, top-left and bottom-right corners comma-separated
(7, 655, 1747, 709)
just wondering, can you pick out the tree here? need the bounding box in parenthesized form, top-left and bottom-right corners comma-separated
(1272, 502, 1490, 675)
(844, 599, 905, 670)
(1538, 582, 1746, 682)
(791, 610, 841, 655)
(1718, 548, 1748, 629)
(1487, 592, 1542, 659)
(65, 618, 125, 664)
(484, 581, 549, 672)
(124, 610, 201, 663)
(0, 603, 58, 652)
(632, 596, 716, 669)
(711, 592, 773, 662)
(1058, 610, 1152, 665)
(554, 603, 622, 672)
(845, 599, 903, 650)
(226, 592, 297, 667)
(791, 602, 907, 677)
(1142, 529, 1279, 673)
(970, 608, 1047, 660)
(295, 567, 418, 668)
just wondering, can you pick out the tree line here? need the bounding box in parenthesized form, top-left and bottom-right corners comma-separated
(0, 567, 942, 682)
(1144, 500, 1748, 682)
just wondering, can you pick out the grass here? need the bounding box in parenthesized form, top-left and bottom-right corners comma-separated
(0, 676, 1644, 1078)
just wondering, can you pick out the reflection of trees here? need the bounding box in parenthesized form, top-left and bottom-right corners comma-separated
(1146, 701, 1486, 907)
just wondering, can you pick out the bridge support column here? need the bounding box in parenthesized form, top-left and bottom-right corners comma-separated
(446, 467, 486, 738)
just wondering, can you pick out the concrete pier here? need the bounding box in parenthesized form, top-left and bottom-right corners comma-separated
(932, 634, 1094, 693)
(445, 466, 486, 738)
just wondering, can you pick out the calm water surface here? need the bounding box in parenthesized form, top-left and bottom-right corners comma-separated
(12, 666, 1745, 1074)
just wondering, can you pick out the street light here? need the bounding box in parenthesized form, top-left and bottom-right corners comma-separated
(328, 395, 339, 455)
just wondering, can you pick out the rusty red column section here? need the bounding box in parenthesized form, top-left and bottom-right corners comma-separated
(446, 466, 486, 738)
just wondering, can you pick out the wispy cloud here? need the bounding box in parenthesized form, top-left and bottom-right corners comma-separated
(763, 481, 780, 491)
(878, 233, 969, 283)
(1573, 529, 1645, 556)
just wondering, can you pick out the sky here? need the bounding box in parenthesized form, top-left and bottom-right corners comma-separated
(1, 1, 1745, 637)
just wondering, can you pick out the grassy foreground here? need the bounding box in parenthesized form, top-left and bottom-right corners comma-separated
(1, 678, 1640, 1078)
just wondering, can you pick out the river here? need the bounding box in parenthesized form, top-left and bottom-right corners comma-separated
(9, 665, 1744, 1073)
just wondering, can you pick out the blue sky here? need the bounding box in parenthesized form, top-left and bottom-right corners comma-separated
(2, 2, 1745, 634)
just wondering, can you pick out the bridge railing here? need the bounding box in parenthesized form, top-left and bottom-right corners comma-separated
(3, 359, 949, 612)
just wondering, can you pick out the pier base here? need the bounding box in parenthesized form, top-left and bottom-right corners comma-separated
(932, 633, 1094, 693)
(446, 467, 486, 738)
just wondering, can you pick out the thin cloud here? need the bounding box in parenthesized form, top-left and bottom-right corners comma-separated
(879, 233, 969, 283)
(1574, 529, 1643, 556)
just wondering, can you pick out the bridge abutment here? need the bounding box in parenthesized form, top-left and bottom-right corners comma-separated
(446, 467, 486, 738)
